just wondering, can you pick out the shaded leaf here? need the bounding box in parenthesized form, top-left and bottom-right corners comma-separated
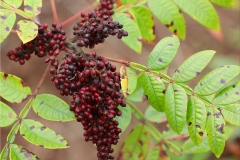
(213, 81, 240, 105)
(146, 122, 162, 142)
(182, 136, 210, 154)
(220, 104, 240, 126)
(0, 101, 17, 127)
(206, 107, 225, 158)
(113, 13, 142, 53)
(16, 20, 38, 43)
(144, 105, 166, 123)
(146, 145, 170, 160)
(126, 73, 145, 102)
(20, 119, 69, 149)
(7, 122, 20, 143)
(32, 94, 75, 122)
(4, 0, 22, 8)
(118, 124, 150, 160)
(24, 0, 42, 17)
(127, 101, 144, 120)
(0, 9, 16, 44)
(173, 0, 220, 30)
(10, 144, 39, 160)
(187, 96, 206, 146)
(114, 105, 132, 133)
(129, 5, 155, 42)
(162, 124, 188, 140)
(0, 146, 9, 160)
(148, 36, 180, 71)
(120, 65, 137, 97)
(165, 84, 187, 134)
(210, 0, 235, 7)
(143, 72, 165, 112)
(194, 65, 240, 96)
(164, 141, 181, 156)
(0, 72, 31, 103)
(148, 0, 186, 39)
(172, 50, 215, 82)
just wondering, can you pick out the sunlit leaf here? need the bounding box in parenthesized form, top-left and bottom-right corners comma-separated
(210, 0, 235, 7)
(10, 144, 39, 160)
(24, 0, 42, 17)
(0, 101, 17, 127)
(114, 105, 132, 133)
(0, 146, 9, 160)
(16, 20, 38, 43)
(220, 104, 240, 126)
(182, 136, 210, 154)
(7, 122, 20, 143)
(4, 0, 22, 8)
(127, 73, 145, 102)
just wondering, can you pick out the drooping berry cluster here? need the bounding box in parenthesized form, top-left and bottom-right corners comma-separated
(73, 0, 128, 48)
(49, 51, 126, 159)
(6, 23, 66, 65)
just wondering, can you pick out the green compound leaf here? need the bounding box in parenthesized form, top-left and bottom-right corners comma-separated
(172, 50, 216, 83)
(16, 20, 38, 44)
(164, 141, 181, 156)
(187, 96, 206, 146)
(20, 119, 70, 149)
(4, 0, 22, 8)
(173, 0, 220, 30)
(148, 36, 180, 71)
(10, 144, 40, 160)
(194, 65, 240, 96)
(146, 122, 162, 142)
(0, 101, 17, 127)
(24, 0, 42, 18)
(213, 81, 240, 105)
(120, 65, 137, 97)
(113, 13, 142, 53)
(220, 104, 240, 126)
(126, 73, 145, 103)
(206, 107, 225, 158)
(0, 72, 31, 103)
(144, 105, 166, 123)
(0, 146, 9, 160)
(0, 9, 16, 44)
(165, 84, 187, 134)
(7, 122, 20, 143)
(146, 145, 170, 160)
(32, 94, 75, 122)
(210, 0, 235, 7)
(118, 124, 150, 160)
(129, 5, 155, 42)
(114, 105, 132, 133)
(148, 0, 186, 39)
(182, 136, 210, 154)
(127, 101, 144, 120)
(143, 72, 165, 112)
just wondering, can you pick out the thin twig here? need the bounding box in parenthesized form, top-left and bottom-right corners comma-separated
(50, 0, 59, 24)
(65, 39, 88, 60)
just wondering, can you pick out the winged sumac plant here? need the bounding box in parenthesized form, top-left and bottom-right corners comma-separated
(0, 0, 239, 160)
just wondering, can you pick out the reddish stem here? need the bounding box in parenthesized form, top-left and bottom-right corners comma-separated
(104, 57, 128, 65)
(50, 0, 59, 24)
(61, 2, 98, 27)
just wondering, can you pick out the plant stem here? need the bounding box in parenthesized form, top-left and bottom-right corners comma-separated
(50, 0, 59, 24)
(61, 1, 98, 27)
(65, 38, 88, 60)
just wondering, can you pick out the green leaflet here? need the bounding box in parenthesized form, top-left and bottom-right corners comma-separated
(164, 141, 181, 156)
(173, 0, 220, 30)
(182, 136, 210, 154)
(0, 9, 16, 43)
(113, 13, 142, 53)
(16, 20, 38, 43)
(120, 0, 139, 5)
(20, 119, 69, 149)
(210, 0, 235, 7)
(32, 94, 75, 122)
(114, 105, 132, 133)
(148, 0, 186, 39)
(213, 81, 240, 105)
(162, 124, 188, 140)
(194, 65, 240, 96)
(220, 104, 240, 126)
(148, 36, 180, 71)
(146, 145, 170, 160)
(118, 124, 150, 160)
(187, 96, 206, 146)
(23, 0, 42, 18)
(9, 144, 39, 160)
(172, 50, 215, 83)
(127, 101, 144, 120)
(0, 146, 9, 160)
(165, 84, 187, 134)
(146, 122, 162, 142)
(129, 5, 155, 42)
(143, 72, 165, 112)
(206, 107, 225, 158)
(127, 73, 145, 103)
(4, 0, 22, 8)
(7, 122, 20, 143)
(144, 106, 166, 123)
(0, 72, 31, 104)
(120, 65, 137, 97)
(0, 101, 17, 127)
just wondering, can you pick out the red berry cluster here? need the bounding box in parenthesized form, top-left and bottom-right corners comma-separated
(6, 23, 66, 65)
(49, 51, 125, 159)
(73, 0, 128, 48)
